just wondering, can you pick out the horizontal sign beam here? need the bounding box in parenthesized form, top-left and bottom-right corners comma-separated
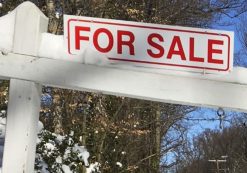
(0, 53, 247, 112)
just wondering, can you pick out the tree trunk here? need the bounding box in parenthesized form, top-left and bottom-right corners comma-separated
(145, 0, 153, 21)
(46, 0, 55, 19)
(46, 0, 59, 33)
(81, 110, 87, 173)
(54, 106, 63, 134)
(155, 103, 161, 173)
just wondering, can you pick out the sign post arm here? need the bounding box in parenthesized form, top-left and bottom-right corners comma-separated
(2, 2, 48, 173)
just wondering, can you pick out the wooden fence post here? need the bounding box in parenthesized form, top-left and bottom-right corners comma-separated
(2, 2, 48, 173)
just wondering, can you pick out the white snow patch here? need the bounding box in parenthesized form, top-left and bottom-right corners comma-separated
(38, 34, 73, 61)
(121, 151, 126, 155)
(73, 144, 90, 166)
(62, 164, 72, 173)
(82, 47, 109, 66)
(56, 134, 65, 144)
(36, 137, 41, 144)
(63, 147, 71, 160)
(56, 156, 62, 164)
(116, 162, 123, 168)
(0, 117, 6, 138)
(44, 143, 56, 156)
(38, 121, 44, 133)
(67, 137, 73, 145)
(70, 130, 74, 136)
(55, 12, 60, 19)
(0, 10, 15, 54)
(38, 33, 109, 66)
(0, 110, 6, 115)
(44, 143, 55, 150)
(86, 162, 101, 173)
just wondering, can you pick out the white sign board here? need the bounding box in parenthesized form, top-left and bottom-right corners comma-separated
(64, 15, 234, 74)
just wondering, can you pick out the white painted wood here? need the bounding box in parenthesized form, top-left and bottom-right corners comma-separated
(0, 76, 8, 80)
(2, 80, 41, 173)
(13, 2, 48, 56)
(0, 53, 247, 112)
(2, 2, 48, 173)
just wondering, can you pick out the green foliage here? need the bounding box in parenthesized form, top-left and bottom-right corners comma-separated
(35, 129, 89, 173)
(0, 80, 8, 112)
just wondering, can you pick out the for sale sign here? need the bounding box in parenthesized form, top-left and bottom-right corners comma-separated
(64, 15, 234, 74)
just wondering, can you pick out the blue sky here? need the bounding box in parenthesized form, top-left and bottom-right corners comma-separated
(211, 14, 244, 63)
(187, 13, 246, 138)
(187, 108, 232, 138)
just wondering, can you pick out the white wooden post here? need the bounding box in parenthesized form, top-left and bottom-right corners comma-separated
(2, 2, 48, 173)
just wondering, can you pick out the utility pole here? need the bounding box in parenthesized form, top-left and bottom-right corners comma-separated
(208, 159, 227, 173)
(208, 156, 228, 173)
